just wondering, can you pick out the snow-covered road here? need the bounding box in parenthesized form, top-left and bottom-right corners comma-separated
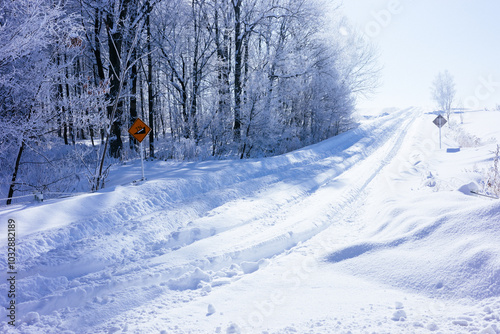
(2, 107, 500, 334)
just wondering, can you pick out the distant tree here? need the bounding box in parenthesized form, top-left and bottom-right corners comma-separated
(431, 70, 456, 121)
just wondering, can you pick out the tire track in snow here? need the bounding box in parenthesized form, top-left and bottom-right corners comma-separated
(13, 107, 409, 276)
(86, 106, 422, 332)
(7, 108, 421, 329)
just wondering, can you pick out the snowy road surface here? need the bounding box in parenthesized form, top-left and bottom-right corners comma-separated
(1, 107, 500, 333)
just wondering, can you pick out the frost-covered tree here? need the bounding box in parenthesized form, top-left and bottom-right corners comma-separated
(0, 0, 75, 203)
(149, 0, 378, 158)
(431, 70, 456, 121)
(0, 0, 109, 203)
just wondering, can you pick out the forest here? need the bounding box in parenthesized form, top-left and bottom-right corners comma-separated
(0, 0, 378, 204)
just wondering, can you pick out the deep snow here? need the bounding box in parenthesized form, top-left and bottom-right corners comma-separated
(1, 107, 500, 334)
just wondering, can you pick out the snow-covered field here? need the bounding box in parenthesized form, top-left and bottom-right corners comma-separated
(1, 107, 500, 334)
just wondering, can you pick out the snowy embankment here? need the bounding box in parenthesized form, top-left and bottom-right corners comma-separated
(1, 107, 500, 334)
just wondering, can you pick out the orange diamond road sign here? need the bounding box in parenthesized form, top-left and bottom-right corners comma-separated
(128, 118, 151, 143)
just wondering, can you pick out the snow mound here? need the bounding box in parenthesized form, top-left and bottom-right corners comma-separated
(458, 181, 480, 195)
(166, 268, 211, 291)
(329, 194, 500, 299)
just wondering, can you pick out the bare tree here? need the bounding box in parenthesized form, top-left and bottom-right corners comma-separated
(431, 70, 456, 121)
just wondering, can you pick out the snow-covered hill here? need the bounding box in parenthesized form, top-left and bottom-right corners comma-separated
(1, 107, 500, 334)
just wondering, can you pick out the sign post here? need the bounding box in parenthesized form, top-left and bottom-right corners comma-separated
(128, 118, 151, 181)
(433, 114, 447, 149)
(140, 141, 145, 180)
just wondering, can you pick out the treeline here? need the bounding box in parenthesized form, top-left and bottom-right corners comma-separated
(0, 0, 378, 202)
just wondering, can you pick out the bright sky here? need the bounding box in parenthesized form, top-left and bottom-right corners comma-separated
(339, 0, 500, 110)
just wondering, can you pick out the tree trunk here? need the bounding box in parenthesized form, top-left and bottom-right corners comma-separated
(92, 8, 105, 148)
(180, 59, 189, 138)
(65, 55, 75, 145)
(233, 0, 242, 142)
(129, 48, 138, 151)
(147, 5, 155, 158)
(215, 2, 231, 118)
(106, 1, 129, 158)
(63, 115, 69, 145)
(56, 54, 69, 145)
(6, 141, 25, 205)
(94, 8, 106, 81)
(190, 1, 200, 142)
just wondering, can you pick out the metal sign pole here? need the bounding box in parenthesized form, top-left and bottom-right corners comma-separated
(439, 125, 442, 149)
(140, 140, 145, 181)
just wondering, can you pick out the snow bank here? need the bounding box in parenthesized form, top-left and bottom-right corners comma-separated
(326, 110, 500, 301)
(329, 193, 500, 299)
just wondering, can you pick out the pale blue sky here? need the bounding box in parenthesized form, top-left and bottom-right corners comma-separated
(340, 0, 500, 110)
